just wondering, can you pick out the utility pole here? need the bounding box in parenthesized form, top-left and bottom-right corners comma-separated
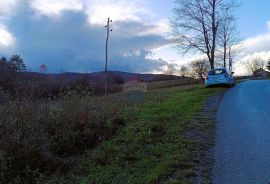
(104, 17, 112, 96)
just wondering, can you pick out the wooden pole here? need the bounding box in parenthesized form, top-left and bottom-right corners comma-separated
(105, 17, 111, 96)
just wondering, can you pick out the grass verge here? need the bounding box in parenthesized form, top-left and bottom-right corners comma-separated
(47, 86, 225, 184)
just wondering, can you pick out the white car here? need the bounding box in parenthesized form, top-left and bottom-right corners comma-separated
(205, 68, 235, 87)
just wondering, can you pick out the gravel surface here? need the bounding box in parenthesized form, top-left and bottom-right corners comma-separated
(184, 91, 225, 184)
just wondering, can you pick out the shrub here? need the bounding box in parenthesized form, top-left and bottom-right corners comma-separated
(0, 90, 127, 183)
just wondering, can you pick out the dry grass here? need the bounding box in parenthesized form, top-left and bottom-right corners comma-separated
(0, 80, 204, 183)
(147, 79, 201, 90)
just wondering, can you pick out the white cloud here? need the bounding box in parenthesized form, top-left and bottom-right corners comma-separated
(0, 0, 168, 73)
(31, 0, 83, 17)
(27, 0, 167, 37)
(86, 0, 150, 25)
(267, 21, 270, 31)
(234, 20, 270, 74)
(239, 51, 270, 62)
(139, 19, 170, 36)
(0, 26, 15, 48)
(242, 33, 270, 54)
(29, 0, 153, 25)
(237, 21, 270, 54)
(0, 0, 18, 20)
(0, 0, 17, 9)
(230, 31, 270, 75)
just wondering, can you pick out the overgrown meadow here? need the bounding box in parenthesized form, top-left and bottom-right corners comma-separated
(0, 75, 207, 183)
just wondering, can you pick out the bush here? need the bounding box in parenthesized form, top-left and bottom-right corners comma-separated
(0, 90, 127, 183)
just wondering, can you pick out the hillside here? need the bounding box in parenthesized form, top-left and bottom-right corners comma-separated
(19, 71, 189, 82)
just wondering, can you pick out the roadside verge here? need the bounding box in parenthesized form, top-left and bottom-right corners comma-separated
(46, 86, 226, 184)
(183, 92, 225, 183)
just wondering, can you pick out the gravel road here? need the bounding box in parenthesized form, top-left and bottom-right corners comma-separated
(213, 80, 270, 184)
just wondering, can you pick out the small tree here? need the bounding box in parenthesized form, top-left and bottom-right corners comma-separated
(218, 2, 241, 67)
(179, 65, 189, 78)
(245, 57, 264, 76)
(39, 64, 48, 74)
(0, 57, 9, 72)
(166, 63, 176, 80)
(189, 59, 210, 81)
(0, 56, 14, 89)
(9, 54, 26, 72)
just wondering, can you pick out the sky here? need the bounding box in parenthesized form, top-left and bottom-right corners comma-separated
(0, 0, 270, 75)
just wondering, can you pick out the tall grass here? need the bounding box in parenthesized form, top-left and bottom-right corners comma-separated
(0, 91, 131, 183)
(0, 81, 202, 183)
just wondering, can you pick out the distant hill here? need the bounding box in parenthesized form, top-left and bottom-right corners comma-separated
(1, 70, 197, 98)
(20, 71, 190, 82)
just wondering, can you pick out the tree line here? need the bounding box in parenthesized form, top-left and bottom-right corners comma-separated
(245, 57, 270, 76)
(166, 57, 270, 81)
(0, 54, 26, 73)
(166, 59, 209, 81)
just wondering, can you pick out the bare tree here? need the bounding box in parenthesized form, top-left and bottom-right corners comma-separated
(171, 0, 240, 69)
(166, 63, 176, 80)
(171, 0, 220, 69)
(218, 1, 241, 67)
(179, 65, 189, 78)
(189, 59, 210, 80)
(245, 57, 265, 76)
(39, 64, 47, 73)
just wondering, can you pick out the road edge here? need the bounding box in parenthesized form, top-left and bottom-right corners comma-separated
(183, 91, 225, 183)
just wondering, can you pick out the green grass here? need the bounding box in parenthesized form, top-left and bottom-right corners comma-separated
(49, 86, 225, 184)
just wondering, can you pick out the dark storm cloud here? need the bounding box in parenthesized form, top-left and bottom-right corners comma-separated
(3, 2, 168, 73)
(78, 50, 167, 73)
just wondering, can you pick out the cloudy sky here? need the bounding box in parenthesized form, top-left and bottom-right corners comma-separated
(0, 0, 270, 74)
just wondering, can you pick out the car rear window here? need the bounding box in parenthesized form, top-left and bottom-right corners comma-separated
(208, 69, 226, 75)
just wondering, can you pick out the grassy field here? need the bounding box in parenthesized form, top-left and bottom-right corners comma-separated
(43, 84, 225, 184)
(147, 79, 200, 90)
